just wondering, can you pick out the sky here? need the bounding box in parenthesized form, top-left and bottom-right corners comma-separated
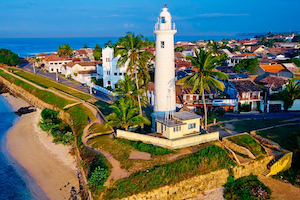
(0, 0, 300, 38)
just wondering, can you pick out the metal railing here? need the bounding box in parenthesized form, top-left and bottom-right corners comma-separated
(154, 22, 176, 31)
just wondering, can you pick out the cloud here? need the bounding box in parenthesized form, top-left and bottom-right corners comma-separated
(123, 23, 134, 28)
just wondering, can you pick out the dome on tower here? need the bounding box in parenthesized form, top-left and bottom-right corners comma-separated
(159, 7, 171, 18)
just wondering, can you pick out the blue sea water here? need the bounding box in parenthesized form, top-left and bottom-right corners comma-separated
(0, 36, 248, 57)
(0, 96, 36, 200)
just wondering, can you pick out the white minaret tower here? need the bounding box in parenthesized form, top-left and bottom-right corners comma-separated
(152, 6, 177, 131)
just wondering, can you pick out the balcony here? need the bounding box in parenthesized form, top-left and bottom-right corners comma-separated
(239, 96, 263, 101)
(154, 22, 176, 31)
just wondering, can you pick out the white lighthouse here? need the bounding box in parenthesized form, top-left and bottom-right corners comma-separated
(152, 6, 177, 130)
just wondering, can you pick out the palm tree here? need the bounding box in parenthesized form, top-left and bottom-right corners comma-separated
(115, 32, 153, 116)
(206, 40, 221, 56)
(177, 47, 228, 130)
(83, 44, 89, 48)
(105, 98, 150, 131)
(57, 45, 64, 56)
(281, 78, 300, 111)
(63, 43, 73, 57)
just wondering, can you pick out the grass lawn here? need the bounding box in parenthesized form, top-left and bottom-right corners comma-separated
(257, 125, 300, 186)
(103, 145, 235, 199)
(14, 70, 92, 101)
(88, 123, 111, 134)
(229, 118, 289, 133)
(93, 100, 112, 116)
(227, 134, 266, 156)
(88, 134, 175, 173)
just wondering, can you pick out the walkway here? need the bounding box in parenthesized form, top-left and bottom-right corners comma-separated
(258, 175, 300, 200)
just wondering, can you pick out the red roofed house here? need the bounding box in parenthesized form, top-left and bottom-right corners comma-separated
(62, 61, 98, 84)
(255, 64, 293, 78)
(42, 55, 72, 73)
(35, 53, 48, 60)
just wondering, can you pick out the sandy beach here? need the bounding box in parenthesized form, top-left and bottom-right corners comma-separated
(2, 93, 80, 200)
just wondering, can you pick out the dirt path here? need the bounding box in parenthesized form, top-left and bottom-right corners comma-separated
(258, 175, 300, 200)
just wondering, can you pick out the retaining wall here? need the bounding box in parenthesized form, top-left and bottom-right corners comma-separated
(117, 130, 219, 149)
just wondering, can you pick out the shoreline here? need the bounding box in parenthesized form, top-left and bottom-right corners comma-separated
(2, 93, 80, 199)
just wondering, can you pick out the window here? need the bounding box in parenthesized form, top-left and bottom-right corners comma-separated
(161, 124, 163, 132)
(114, 72, 117, 76)
(59, 62, 62, 64)
(123, 73, 126, 75)
(188, 123, 196, 129)
(107, 81, 111, 85)
(51, 68, 54, 71)
(173, 126, 181, 132)
(65, 62, 67, 64)
(107, 71, 110, 75)
(161, 17, 165, 23)
(161, 41, 165, 48)
(50, 63, 53, 65)
(55, 63, 58, 65)
(106, 58, 110, 62)
(119, 73, 122, 76)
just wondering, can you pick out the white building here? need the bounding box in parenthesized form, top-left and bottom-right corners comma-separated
(97, 47, 127, 89)
(43, 55, 72, 73)
(151, 7, 177, 130)
(61, 61, 97, 84)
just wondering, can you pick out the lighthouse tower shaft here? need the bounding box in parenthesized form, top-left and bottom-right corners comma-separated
(152, 7, 177, 122)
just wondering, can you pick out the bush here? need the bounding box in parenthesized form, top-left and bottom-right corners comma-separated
(224, 174, 272, 200)
(41, 108, 61, 124)
(88, 166, 108, 189)
(214, 107, 226, 117)
(239, 104, 251, 112)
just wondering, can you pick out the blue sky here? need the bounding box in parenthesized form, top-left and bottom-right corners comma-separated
(1, 0, 299, 38)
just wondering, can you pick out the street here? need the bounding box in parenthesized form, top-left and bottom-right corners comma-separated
(19, 63, 116, 103)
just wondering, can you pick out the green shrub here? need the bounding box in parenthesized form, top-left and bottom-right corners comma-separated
(0, 49, 19, 66)
(239, 104, 251, 112)
(41, 108, 61, 123)
(224, 174, 272, 200)
(117, 138, 173, 155)
(214, 107, 226, 117)
(88, 166, 108, 189)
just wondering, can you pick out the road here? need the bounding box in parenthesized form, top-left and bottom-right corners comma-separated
(19, 63, 116, 103)
(224, 112, 300, 119)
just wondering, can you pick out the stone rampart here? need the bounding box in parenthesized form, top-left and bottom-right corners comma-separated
(121, 169, 229, 200)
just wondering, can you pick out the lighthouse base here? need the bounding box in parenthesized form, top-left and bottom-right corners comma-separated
(151, 110, 175, 132)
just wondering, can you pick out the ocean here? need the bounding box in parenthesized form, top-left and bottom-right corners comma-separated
(0, 35, 248, 57)
(0, 96, 37, 200)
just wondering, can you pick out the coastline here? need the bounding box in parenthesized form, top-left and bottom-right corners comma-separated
(2, 93, 80, 200)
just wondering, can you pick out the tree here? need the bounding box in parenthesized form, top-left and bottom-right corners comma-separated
(83, 44, 89, 48)
(0, 49, 19, 66)
(93, 44, 102, 61)
(280, 78, 300, 111)
(94, 44, 101, 52)
(206, 40, 221, 56)
(234, 58, 258, 73)
(104, 40, 113, 47)
(105, 98, 150, 131)
(177, 47, 228, 130)
(56, 43, 73, 57)
(174, 46, 184, 52)
(115, 32, 153, 117)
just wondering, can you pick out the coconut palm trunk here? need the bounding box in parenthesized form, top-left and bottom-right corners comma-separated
(135, 65, 142, 116)
(202, 88, 207, 131)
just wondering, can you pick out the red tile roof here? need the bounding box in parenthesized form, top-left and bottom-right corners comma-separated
(44, 55, 71, 61)
(259, 64, 284, 73)
(36, 53, 48, 57)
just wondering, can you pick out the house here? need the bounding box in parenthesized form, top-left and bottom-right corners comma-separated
(73, 48, 95, 61)
(42, 55, 72, 73)
(230, 80, 264, 111)
(259, 75, 288, 94)
(155, 110, 201, 139)
(35, 53, 48, 60)
(255, 64, 293, 78)
(98, 47, 127, 89)
(282, 63, 299, 74)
